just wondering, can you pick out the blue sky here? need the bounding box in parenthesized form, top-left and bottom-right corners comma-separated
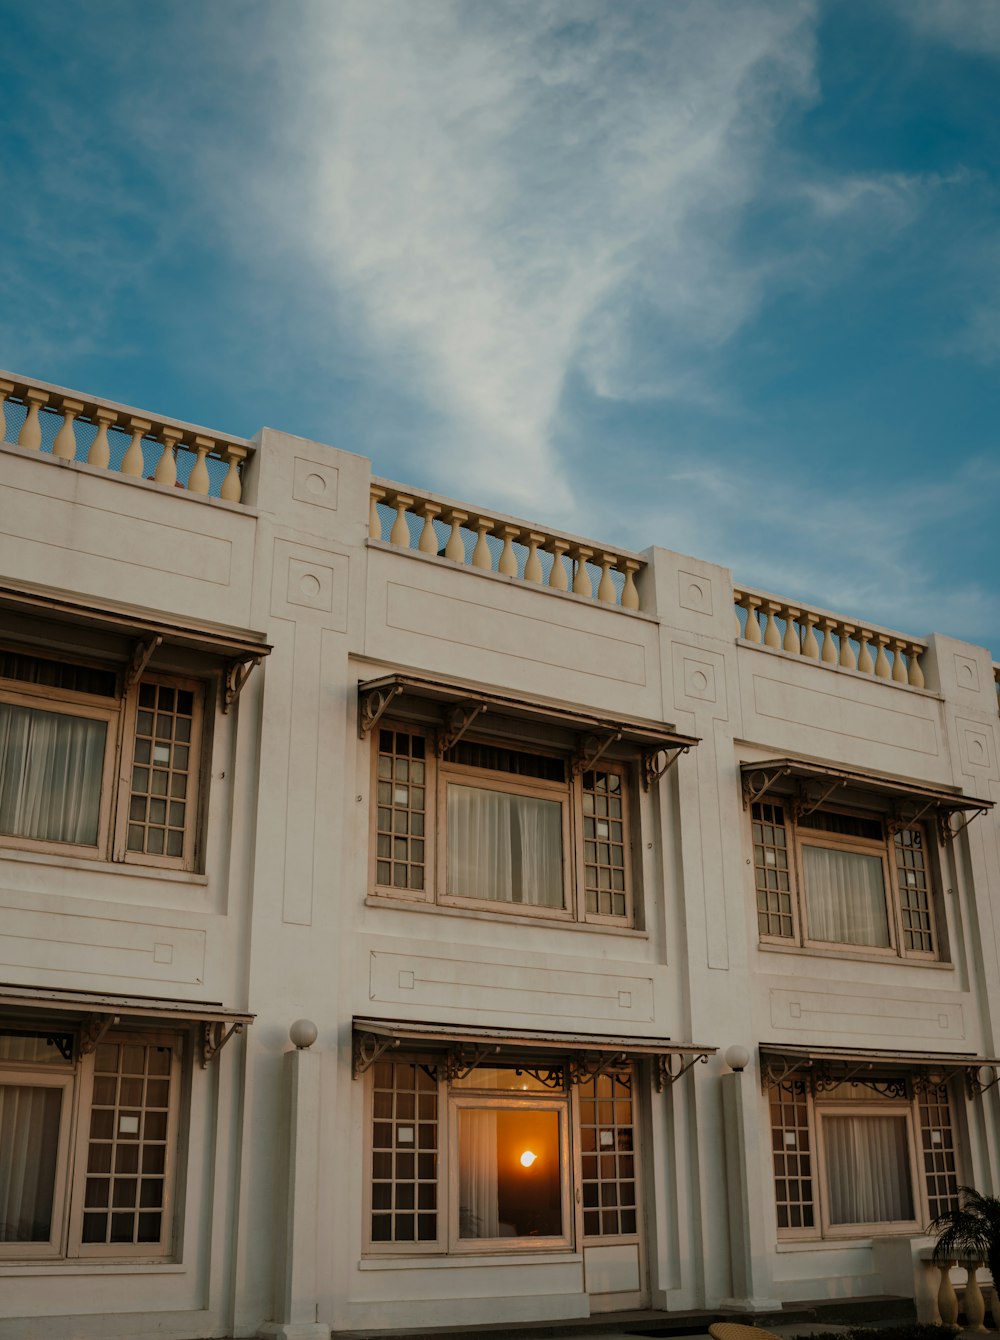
(1, 1, 999, 654)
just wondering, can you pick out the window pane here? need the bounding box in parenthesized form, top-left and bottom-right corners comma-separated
(458, 1107, 563, 1239)
(370, 1063, 437, 1245)
(579, 1071, 636, 1238)
(802, 846, 889, 947)
(769, 1081, 814, 1231)
(82, 1039, 173, 1248)
(375, 731, 427, 891)
(127, 682, 195, 860)
(0, 703, 106, 845)
(0, 1084, 62, 1241)
(823, 1114, 914, 1224)
(447, 785, 563, 908)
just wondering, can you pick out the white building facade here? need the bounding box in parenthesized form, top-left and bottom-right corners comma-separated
(1, 369, 999, 1339)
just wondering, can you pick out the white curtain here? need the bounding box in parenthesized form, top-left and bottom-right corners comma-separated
(458, 1109, 499, 1238)
(447, 785, 563, 907)
(803, 845, 889, 946)
(0, 1084, 62, 1242)
(0, 704, 105, 845)
(824, 1114, 914, 1224)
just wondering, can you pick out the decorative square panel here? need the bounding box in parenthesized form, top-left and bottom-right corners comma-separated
(292, 457, 340, 510)
(678, 569, 714, 615)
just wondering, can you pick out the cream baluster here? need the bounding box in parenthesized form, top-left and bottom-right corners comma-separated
(52, 398, 84, 460)
(389, 493, 414, 547)
(572, 546, 594, 597)
(418, 502, 442, 554)
(838, 622, 857, 670)
(497, 524, 519, 576)
(88, 406, 116, 468)
(908, 644, 925, 689)
(783, 607, 800, 654)
(819, 618, 838, 664)
(0, 379, 12, 442)
(548, 539, 570, 592)
(621, 559, 641, 611)
(187, 434, 213, 494)
(369, 486, 386, 539)
(965, 1262, 988, 1333)
(17, 388, 48, 450)
(890, 638, 908, 684)
(873, 634, 892, 680)
(154, 427, 183, 488)
(597, 554, 617, 604)
(857, 631, 875, 675)
(759, 601, 781, 648)
(937, 1262, 959, 1327)
(522, 531, 545, 583)
(443, 509, 468, 563)
(742, 595, 762, 643)
(220, 444, 247, 503)
(122, 417, 151, 477)
(472, 518, 493, 570)
(801, 613, 820, 659)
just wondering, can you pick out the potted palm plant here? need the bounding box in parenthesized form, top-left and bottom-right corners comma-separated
(929, 1187, 1000, 1327)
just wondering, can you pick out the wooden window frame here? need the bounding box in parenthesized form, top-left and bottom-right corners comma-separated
(772, 1081, 960, 1242)
(751, 796, 942, 963)
(369, 724, 637, 927)
(814, 1099, 923, 1239)
(0, 648, 206, 873)
(0, 1028, 184, 1263)
(0, 1066, 75, 1259)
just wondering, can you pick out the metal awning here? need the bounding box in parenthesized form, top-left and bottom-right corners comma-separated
(0, 578, 271, 712)
(353, 1016, 716, 1091)
(0, 983, 254, 1068)
(740, 757, 993, 843)
(759, 1042, 1000, 1099)
(357, 671, 700, 789)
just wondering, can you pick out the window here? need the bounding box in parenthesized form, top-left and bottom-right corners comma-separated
(366, 1059, 639, 1255)
(0, 646, 204, 870)
(372, 727, 635, 925)
(0, 1027, 182, 1259)
(769, 1078, 959, 1240)
(751, 798, 940, 959)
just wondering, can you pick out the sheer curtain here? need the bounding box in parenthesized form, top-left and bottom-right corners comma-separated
(824, 1113, 914, 1224)
(0, 704, 106, 845)
(447, 785, 563, 907)
(458, 1109, 500, 1239)
(803, 845, 889, 946)
(0, 1084, 62, 1242)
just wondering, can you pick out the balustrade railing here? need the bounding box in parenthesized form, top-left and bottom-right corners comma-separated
(734, 584, 926, 689)
(0, 372, 253, 504)
(370, 480, 644, 611)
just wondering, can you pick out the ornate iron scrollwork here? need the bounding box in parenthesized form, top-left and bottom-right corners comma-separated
(352, 1029, 401, 1079)
(643, 745, 689, 792)
(655, 1049, 711, 1092)
(223, 655, 263, 714)
(358, 683, 405, 738)
(78, 1014, 117, 1057)
(201, 1020, 244, 1069)
(437, 702, 487, 755)
(572, 730, 623, 778)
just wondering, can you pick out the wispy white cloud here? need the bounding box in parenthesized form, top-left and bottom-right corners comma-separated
(631, 452, 1000, 647)
(896, 0, 1000, 57)
(273, 0, 818, 513)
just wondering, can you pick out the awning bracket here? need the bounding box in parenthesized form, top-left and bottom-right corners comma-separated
(359, 683, 405, 738)
(643, 745, 690, 792)
(353, 1029, 400, 1079)
(223, 655, 263, 714)
(437, 701, 486, 755)
(441, 1042, 501, 1082)
(125, 635, 163, 688)
(939, 806, 991, 846)
(573, 730, 623, 778)
(966, 1065, 1000, 1098)
(201, 1019, 244, 1068)
(568, 1051, 630, 1086)
(655, 1049, 712, 1092)
(741, 766, 790, 810)
(793, 777, 847, 820)
(78, 1013, 118, 1058)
